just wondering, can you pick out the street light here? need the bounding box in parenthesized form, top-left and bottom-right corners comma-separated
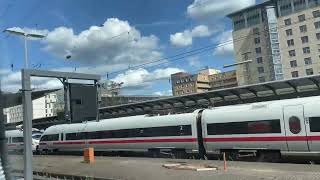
(223, 60, 253, 68)
(3, 28, 46, 69)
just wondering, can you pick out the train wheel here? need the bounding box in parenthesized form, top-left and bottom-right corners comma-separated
(257, 151, 280, 162)
(223, 151, 239, 161)
(148, 149, 160, 158)
(172, 150, 186, 159)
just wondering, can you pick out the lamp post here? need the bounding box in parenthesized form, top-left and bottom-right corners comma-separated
(3, 28, 45, 69)
(4, 28, 45, 180)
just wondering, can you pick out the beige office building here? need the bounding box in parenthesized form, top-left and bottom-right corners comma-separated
(228, 0, 320, 85)
(276, 0, 320, 78)
(228, 1, 283, 86)
(171, 68, 238, 96)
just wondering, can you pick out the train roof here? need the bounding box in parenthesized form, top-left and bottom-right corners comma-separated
(5, 129, 23, 137)
(43, 112, 198, 135)
(207, 95, 320, 111)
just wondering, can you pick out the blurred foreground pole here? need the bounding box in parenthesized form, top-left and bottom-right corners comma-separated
(21, 69, 33, 180)
(0, 84, 12, 179)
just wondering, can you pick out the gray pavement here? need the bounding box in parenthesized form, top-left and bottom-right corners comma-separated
(9, 155, 320, 180)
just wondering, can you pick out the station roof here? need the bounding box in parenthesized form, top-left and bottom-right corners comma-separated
(99, 75, 320, 117)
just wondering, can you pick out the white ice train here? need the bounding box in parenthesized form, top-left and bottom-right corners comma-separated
(5, 129, 42, 153)
(39, 96, 320, 161)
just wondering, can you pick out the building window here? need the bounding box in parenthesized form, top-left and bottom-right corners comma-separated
(259, 77, 265, 82)
(286, 29, 293, 36)
(289, 50, 296, 57)
(256, 57, 263, 64)
(253, 27, 260, 35)
(303, 47, 310, 54)
(306, 68, 314, 75)
(291, 71, 299, 78)
(299, 25, 307, 33)
(315, 21, 320, 29)
(284, 18, 291, 26)
(298, 14, 305, 22)
(316, 33, 320, 40)
(254, 37, 260, 44)
(255, 47, 261, 54)
(290, 60, 297, 67)
(287, 39, 294, 46)
(313, 10, 320, 18)
(257, 67, 264, 74)
(304, 57, 312, 65)
(301, 36, 308, 43)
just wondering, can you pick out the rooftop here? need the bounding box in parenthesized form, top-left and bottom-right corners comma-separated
(227, 0, 273, 18)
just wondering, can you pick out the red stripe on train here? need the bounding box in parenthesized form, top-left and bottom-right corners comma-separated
(204, 136, 320, 142)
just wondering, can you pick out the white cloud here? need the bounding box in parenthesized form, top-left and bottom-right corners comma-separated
(170, 25, 213, 47)
(43, 18, 162, 66)
(0, 69, 10, 76)
(0, 64, 128, 92)
(191, 25, 211, 37)
(213, 30, 234, 56)
(187, 56, 202, 68)
(111, 67, 184, 89)
(153, 90, 172, 96)
(170, 30, 193, 47)
(187, 0, 255, 19)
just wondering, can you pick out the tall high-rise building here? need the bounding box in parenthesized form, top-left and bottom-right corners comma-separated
(228, 0, 320, 85)
(227, 1, 284, 86)
(275, 0, 320, 79)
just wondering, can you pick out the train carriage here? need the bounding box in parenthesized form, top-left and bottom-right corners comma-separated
(39, 96, 320, 161)
(201, 96, 320, 160)
(5, 129, 42, 153)
(39, 113, 199, 156)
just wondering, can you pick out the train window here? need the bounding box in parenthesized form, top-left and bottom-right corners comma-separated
(32, 134, 42, 140)
(309, 117, 320, 132)
(12, 137, 24, 143)
(66, 132, 86, 140)
(83, 125, 192, 140)
(207, 119, 281, 135)
(289, 116, 301, 134)
(41, 134, 59, 141)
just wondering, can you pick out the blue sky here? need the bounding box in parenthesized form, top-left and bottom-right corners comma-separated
(0, 0, 261, 95)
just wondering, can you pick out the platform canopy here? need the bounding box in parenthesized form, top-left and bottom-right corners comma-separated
(99, 74, 320, 118)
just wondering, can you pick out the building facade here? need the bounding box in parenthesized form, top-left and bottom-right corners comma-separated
(228, 0, 320, 85)
(228, 1, 284, 86)
(3, 93, 57, 123)
(171, 68, 238, 96)
(276, 0, 320, 78)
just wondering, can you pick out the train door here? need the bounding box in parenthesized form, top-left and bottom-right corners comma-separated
(283, 105, 309, 151)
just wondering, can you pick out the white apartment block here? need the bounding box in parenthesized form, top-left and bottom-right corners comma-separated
(3, 93, 57, 123)
(228, 0, 320, 85)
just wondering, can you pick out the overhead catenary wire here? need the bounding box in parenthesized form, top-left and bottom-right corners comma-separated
(107, 14, 320, 76)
